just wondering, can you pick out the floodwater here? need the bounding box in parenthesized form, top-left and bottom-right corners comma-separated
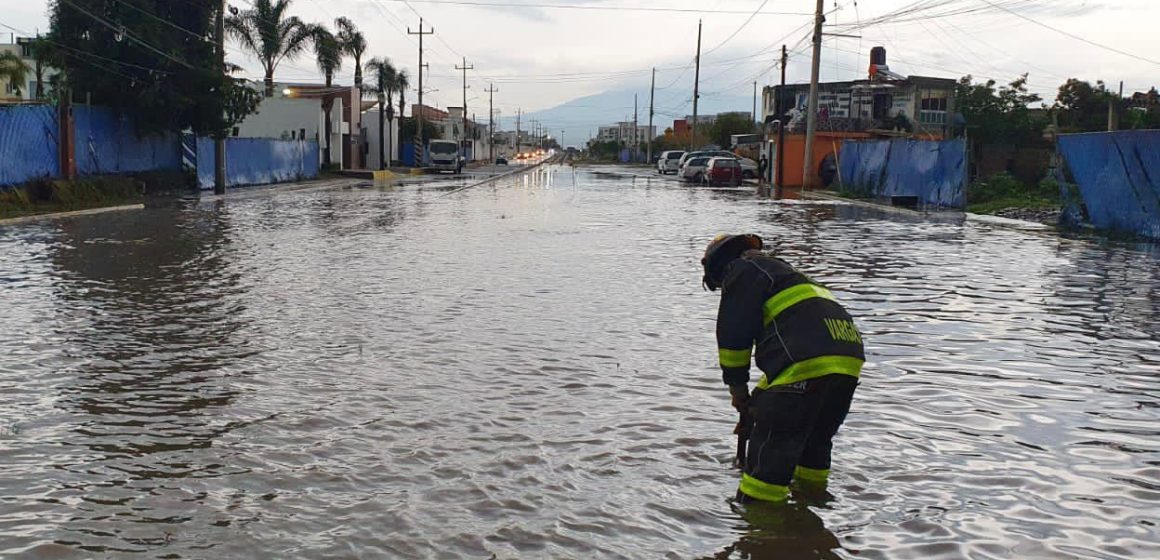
(1, 165, 1157, 559)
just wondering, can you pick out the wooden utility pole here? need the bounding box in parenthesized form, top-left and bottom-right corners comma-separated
(776, 44, 788, 194)
(516, 108, 521, 154)
(456, 57, 473, 163)
(633, 93, 639, 159)
(485, 83, 498, 163)
(802, 0, 825, 188)
(753, 81, 757, 126)
(647, 67, 655, 164)
(214, 0, 226, 194)
(691, 19, 702, 149)
(408, 19, 434, 163)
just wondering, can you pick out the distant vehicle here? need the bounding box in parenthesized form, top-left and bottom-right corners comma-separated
(680, 156, 711, 183)
(677, 150, 737, 170)
(737, 157, 758, 179)
(427, 140, 463, 173)
(657, 150, 686, 174)
(496, 156, 508, 165)
(706, 157, 743, 186)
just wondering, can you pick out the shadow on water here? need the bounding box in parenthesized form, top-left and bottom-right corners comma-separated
(42, 199, 256, 553)
(705, 499, 844, 560)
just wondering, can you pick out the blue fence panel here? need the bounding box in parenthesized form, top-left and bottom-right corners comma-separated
(74, 106, 179, 175)
(401, 142, 417, 166)
(1058, 131, 1160, 239)
(196, 137, 319, 189)
(0, 104, 59, 186)
(838, 138, 966, 208)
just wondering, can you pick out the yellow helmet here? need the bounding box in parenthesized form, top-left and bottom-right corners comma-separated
(701, 234, 763, 291)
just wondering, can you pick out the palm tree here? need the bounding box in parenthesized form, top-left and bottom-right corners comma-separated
(393, 69, 410, 162)
(335, 17, 367, 89)
(365, 58, 396, 170)
(313, 26, 343, 164)
(226, 0, 316, 97)
(0, 52, 31, 99)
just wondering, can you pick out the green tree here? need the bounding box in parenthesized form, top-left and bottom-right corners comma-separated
(226, 0, 316, 97)
(399, 117, 440, 147)
(955, 74, 1044, 144)
(312, 25, 342, 164)
(364, 57, 396, 169)
(0, 52, 31, 98)
(48, 0, 260, 136)
(1053, 78, 1117, 132)
(335, 17, 366, 88)
(706, 112, 756, 148)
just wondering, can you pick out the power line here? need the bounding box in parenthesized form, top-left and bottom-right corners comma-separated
(375, 0, 813, 16)
(57, 0, 196, 69)
(977, 0, 1160, 67)
(703, 0, 769, 56)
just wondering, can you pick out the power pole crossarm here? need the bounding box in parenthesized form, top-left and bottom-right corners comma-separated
(408, 19, 434, 164)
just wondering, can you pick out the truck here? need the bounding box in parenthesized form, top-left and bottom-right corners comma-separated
(426, 140, 463, 173)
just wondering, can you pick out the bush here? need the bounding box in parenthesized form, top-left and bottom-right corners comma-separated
(966, 172, 1060, 214)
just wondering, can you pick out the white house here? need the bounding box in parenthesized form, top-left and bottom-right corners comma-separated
(0, 36, 58, 102)
(361, 104, 401, 169)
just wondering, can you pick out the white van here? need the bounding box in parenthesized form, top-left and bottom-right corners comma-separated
(427, 140, 463, 173)
(657, 151, 686, 174)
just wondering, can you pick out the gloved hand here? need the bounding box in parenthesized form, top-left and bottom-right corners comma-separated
(728, 384, 750, 414)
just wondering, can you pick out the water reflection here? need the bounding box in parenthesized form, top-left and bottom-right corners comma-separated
(706, 501, 843, 560)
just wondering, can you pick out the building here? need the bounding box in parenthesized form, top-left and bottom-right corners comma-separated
(1, 36, 58, 102)
(361, 102, 401, 169)
(762, 47, 957, 138)
(595, 122, 656, 145)
(233, 82, 365, 170)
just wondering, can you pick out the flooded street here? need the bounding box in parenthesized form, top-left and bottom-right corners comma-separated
(1, 164, 1158, 559)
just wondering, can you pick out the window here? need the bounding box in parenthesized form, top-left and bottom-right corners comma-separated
(920, 89, 948, 112)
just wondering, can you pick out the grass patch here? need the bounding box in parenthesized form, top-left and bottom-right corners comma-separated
(0, 171, 190, 219)
(966, 172, 1059, 215)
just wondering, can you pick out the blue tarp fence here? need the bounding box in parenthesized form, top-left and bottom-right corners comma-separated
(837, 138, 967, 208)
(74, 106, 180, 175)
(0, 104, 59, 186)
(1057, 131, 1160, 239)
(195, 137, 319, 189)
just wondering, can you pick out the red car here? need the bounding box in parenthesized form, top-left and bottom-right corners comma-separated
(705, 157, 743, 186)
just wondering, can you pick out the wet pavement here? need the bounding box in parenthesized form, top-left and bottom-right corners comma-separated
(1, 163, 1158, 558)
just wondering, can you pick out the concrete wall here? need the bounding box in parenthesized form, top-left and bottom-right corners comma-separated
(360, 110, 401, 169)
(235, 96, 323, 143)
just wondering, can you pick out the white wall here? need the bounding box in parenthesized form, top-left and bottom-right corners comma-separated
(361, 110, 401, 169)
(235, 96, 323, 142)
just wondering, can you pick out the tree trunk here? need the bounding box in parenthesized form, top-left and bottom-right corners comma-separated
(379, 105, 385, 170)
(398, 95, 406, 162)
(34, 60, 43, 100)
(265, 70, 274, 97)
(323, 75, 333, 166)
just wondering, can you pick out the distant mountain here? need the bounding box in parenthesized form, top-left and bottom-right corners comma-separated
(497, 88, 755, 148)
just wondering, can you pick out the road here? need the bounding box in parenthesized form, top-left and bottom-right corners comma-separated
(1, 163, 1157, 558)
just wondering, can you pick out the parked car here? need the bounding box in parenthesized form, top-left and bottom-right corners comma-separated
(737, 157, 758, 179)
(657, 150, 686, 174)
(680, 156, 711, 183)
(677, 150, 738, 170)
(705, 157, 743, 186)
(496, 156, 508, 165)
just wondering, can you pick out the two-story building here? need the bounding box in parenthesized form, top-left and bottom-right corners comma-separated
(762, 47, 957, 138)
(1, 36, 58, 102)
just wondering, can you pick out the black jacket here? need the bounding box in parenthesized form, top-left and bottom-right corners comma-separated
(716, 252, 865, 388)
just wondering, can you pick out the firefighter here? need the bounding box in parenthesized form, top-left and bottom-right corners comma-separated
(702, 234, 864, 502)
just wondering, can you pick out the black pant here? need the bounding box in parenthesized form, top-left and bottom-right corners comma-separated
(744, 374, 858, 491)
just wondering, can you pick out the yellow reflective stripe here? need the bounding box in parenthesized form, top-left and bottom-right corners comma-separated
(756, 355, 863, 389)
(794, 465, 830, 484)
(763, 284, 837, 326)
(719, 347, 753, 368)
(738, 473, 789, 502)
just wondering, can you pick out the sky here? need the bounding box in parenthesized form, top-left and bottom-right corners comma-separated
(4, 0, 1159, 139)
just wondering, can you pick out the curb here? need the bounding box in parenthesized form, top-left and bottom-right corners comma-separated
(436, 157, 556, 197)
(0, 203, 146, 226)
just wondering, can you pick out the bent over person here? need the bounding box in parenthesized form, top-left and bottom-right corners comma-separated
(701, 234, 864, 502)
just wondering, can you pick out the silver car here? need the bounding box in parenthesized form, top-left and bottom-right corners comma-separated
(680, 156, 711, 183)
(657, 150, 686, 174)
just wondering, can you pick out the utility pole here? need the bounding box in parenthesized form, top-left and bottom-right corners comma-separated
(516, 108, 521, 154)
(647, 67, 655, 164)
(485, 83, 497, 163)
(214, 0, 226, 195)
(633, 93, 639, 160)
(456, 57, 473, 163)
(692, 19, 702, 149)
(776, 44, 788, 195)
(1109, 80, 1123, 132)
(752, 81, 757, 125)
(408, 19, 434, 164)
(802, 0, 824, 188)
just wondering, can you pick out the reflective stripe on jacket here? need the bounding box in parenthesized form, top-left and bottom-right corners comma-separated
(715, 253, 864, 387)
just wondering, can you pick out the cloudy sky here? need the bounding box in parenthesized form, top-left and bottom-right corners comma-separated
(4, 0, 1158, 127)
